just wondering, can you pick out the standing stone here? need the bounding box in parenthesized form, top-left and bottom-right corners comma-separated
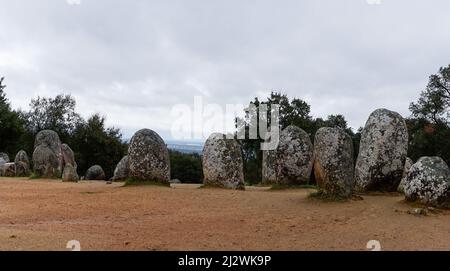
(62, 164, 79, 182)
(112, 155, 129, 181)
(2, 163, 16, 177)
(14, 150, 31, 177)
(32, 130, 63, 178)
(0, 152, 10, 171)
(15, 150, 29, 165)
(0, 152, 9, 163)
(202, 133, 244, 190)
(61, 143, 77, 170)
(128, 129, 170, 183)
(85, 165, 106, 181)
(262, 125, 313, 185)
(314, 127, 354, 198)
(398, 157, 414, 193)
(404, 157, 450, 208)
(355, 109, 408, 192)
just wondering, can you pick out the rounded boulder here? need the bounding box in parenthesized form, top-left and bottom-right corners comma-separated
(85, 165, 106, 181)
(404, 157, 450, 208)
(128, 129, 170, 183)
(262, 125, 313, 185)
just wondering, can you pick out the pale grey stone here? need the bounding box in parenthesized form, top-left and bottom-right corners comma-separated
(398, 157, 414, 193)
(112, 155, 129, 181)
(262, 125, 313, 185)
(202, 133, 244, 190)
(32, 130, 62, 178)
(355, 109, 408, 192)
(314, 127, 354, 198)
(62, 164, 79, 182)
(61, 143, 77, 170)
(404, 157, 450, 208)
(2, 162, 16, 177)
(128, 129, 170, 183)
(85, 165, 105, 181)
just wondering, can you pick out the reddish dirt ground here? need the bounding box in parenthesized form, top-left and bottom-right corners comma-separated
(0, 177, 449, 251)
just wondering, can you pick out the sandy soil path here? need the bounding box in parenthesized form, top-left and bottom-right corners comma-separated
(0, 177, 448, 251)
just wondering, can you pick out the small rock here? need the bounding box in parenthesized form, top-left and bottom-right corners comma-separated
(407, 208, 428, 216)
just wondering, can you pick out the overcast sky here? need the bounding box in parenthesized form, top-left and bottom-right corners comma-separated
(1, 0, 450, 141)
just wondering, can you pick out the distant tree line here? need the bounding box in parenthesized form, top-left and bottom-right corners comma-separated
(235, 92, 361, 185)
(1, 63, 449, 183)
(236, 64, 450, 185)
(0, 78, 127, 179)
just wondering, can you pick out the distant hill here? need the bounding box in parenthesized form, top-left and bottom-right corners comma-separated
(166, 140, 204, 154)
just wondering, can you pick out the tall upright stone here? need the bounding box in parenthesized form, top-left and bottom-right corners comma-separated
(32, 130, 63, 178)
(63, 164, 79, 182)
(61, 143, 77, 170)
(314, 127, 354, 198)
(355, 109, 408, 192)
(202, 133, 244, 190)
(128, 129, 170, 183)
(0, 152, 9, 170)
(112, 155, 129, 181)
(262, 125, 313, 185)
(398, 157, 414, 193)
(14, 150, 31, 177)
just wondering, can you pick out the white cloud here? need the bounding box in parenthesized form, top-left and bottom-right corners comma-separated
(1, 0, 450, 140)
(66, 0, 81, 5)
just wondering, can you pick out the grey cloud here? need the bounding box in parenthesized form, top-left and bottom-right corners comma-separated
(1, 0, 450, 139)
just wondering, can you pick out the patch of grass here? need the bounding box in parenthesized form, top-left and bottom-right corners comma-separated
(270, 184, 318, 190)
(308, 190, 349, 202)
(29, 173, 41, 180)
(123, 177, 170, 187)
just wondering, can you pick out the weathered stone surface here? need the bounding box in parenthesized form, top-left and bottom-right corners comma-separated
(62, 164, 79, 182)
(2, 163, 16, 177)
(61, 143, 77, 169)
(0, 152, 9, 163)
(14, 150, 30, 177)
(404, 157, 450, 207)
(35, 130, 61, 151)
(15, 150, 29, 165)
(398, 157, 414, 193)
(202, 133, 244, 190)
(32, 130, 62, 178)
(128, 129, 170, 183)
(0, 152, 9, 170)
(85, 165, 106, 181)
(15, 161, 30, 177)
(32, 145, 62, 178)
(112, 155, 129, 181)
(355, 109, 408, 192)
(313, 127, 354, 198)
(262, 125, 314, 185)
